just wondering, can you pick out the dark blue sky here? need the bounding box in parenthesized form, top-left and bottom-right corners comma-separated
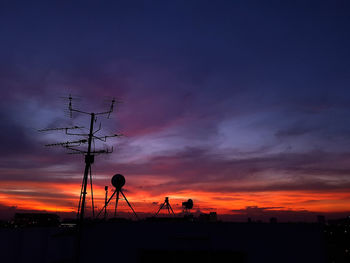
(1, 0, 350, 218)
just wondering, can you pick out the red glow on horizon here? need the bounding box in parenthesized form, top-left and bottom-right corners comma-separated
(1, 180, 350, 217)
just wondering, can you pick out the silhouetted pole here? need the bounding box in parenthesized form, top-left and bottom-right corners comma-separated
(104, 186, 108, 220)
(78, 113, 95, 225)
(114, 190, 120, 217)
(120, 190, 138, 219)
(89, 165, 95, 218)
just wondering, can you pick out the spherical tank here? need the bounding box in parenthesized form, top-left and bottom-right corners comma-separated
(111, 174, 125, 190)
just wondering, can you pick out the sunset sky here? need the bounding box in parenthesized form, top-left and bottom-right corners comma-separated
(1, 1, 350, 221)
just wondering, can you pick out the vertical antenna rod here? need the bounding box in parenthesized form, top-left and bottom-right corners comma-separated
(78, 113, 95, 224)
(104, 186, 108, 220)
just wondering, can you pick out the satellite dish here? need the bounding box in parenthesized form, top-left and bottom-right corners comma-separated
(182, 199, 193, 210)
(111, 174, 125, 190)
(186, 199, 193, 209)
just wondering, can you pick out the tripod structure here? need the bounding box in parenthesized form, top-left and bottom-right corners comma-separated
(155, 197, 175, 216)
(97, 174, 138, 219)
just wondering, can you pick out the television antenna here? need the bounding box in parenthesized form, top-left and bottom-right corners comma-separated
(97, 174, 138, 220)
(39, 94, 122, 225)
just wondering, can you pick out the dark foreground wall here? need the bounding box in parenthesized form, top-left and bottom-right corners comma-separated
(0, 222, 326, 263)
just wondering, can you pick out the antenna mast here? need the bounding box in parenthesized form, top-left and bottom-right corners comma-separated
(39, 95, 121, 225)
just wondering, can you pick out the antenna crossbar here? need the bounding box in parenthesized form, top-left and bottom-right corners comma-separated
(38, 126, 84, 132)
(45, 139, 87, 147)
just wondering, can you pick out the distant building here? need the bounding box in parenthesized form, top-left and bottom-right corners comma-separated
(13, 213, 60, 227)
(199, 212, 217, 222)
(270, 217, 278, 224)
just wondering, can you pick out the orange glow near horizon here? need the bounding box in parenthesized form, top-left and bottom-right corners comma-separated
(1, 180, 350, 216)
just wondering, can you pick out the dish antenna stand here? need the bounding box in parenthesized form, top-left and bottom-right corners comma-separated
(155, 197, 175, 216)
(97, 174, 138, 220)
(182, 199, 193, 214)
